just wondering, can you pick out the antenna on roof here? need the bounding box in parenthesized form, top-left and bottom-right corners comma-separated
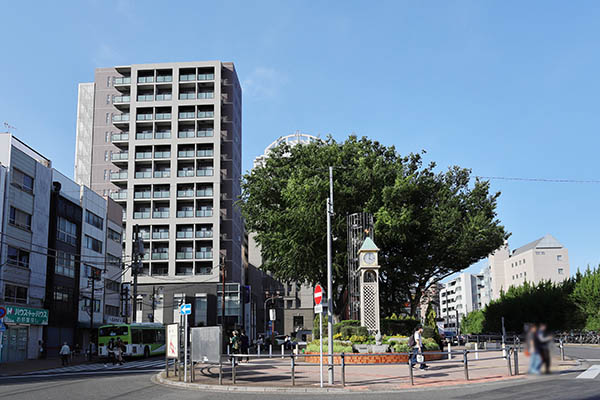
(3, 122, 17, 133)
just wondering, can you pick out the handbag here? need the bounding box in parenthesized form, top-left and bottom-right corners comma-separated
(416, 354, 425, 363)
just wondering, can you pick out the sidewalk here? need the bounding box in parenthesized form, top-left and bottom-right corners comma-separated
(157, 351, 577, 392)
(0, 354, 96, 376)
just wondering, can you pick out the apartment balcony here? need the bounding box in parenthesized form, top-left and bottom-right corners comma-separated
(176, 252, 194, 260)
(111, 152, 129, 163)
(134, 171, 152, 179)
(110, 190, 128, 201)
(177, 189, 194, 198)
(176, 210, 194, 218)
(133, 211, 151, 219)
(196, 149, 214, 157)
(137, 94, 154, 102)
(155, 94, 172, 101)
(197, 129, 214, 137)
(110, 171, 128, 182)
(178, 112, 195, 119)
(114, 77, 131, 85)
(198, 73, 214, 81)
(178, 130, 195, 138)
(136, 114, 153, 121)
(195, 230, 213, 238)
(178, 170, 195, 177)
(195, 251, 213, 260)
(134, 191, 151, 199)
(196, 209, 213, 218)
(114, 95, 130, 104)
(151, 252, 169, 260)
(139, 231, 151, 240)
(154, 151, 171, 159)
(176, 231, 194, 239)
(153, 170, 171, 178)
(138, 76, 154, 84)
(136, 132, 153, 140)
(197, 111, 214, 119)
(178, 150, 195, 158)
(111, 132, 129, 143)
(152, 231, 169, 240)
(155, 112, 171, 120)
(156, 75, 172, 83)
(197, 92, 214, 99)
(179, 74, 196, 81)
(141, 253, 150, 261)
(196, 189, 213, 197)
(196, 168, 214, 177)
(135, 151, 152, 160)
(155, 131, 171, 139)
(152, 211, 170, 218)
(112, 114, 130, 124)
(179, 93, 196, 100)
(153, 190, 170, 198)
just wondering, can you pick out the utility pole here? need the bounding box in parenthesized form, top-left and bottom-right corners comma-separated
(326, 166, 334, 384)
(131, 224, 143, 323)
(221, 254, 226, 335)
(150, 286, 156, 323)
(89, 273, 95, 360)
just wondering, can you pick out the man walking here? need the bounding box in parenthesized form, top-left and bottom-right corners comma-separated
(409, 326, 428, 370)
(59, 342, 71, 366)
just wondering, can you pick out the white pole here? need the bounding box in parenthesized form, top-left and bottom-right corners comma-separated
(184, 314, 188, 382)
(269, 344, 272, 358)
(326, 166, 334, 385)
(448, 342, 452, 360)
(281, 344, 284, 358)
(319, 312, 323, 388)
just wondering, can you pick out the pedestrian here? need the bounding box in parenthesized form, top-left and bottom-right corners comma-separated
(526, 324, 543, 374)
(107, 338, 116, 365)
(256, 335, 264, 352)
(240, 330, 249, 362)
(408, 325, 428, 370)
(230, 330, 240, 360)
(38, 340, 45, 359)
(59, 342, 71, 366)
(537, 323, 553, 374)
(115, 338, 124, 365)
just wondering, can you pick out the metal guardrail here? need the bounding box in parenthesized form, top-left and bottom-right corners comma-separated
(167, 346, 519, 387)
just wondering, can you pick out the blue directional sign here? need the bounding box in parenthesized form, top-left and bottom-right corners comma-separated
(179, 303, 191, 315)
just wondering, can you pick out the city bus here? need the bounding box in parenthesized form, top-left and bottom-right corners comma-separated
(98, 323, 165, 358)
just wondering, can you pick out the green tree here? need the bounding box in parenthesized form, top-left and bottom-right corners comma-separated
(571, 266, 600, 330)
(425, 302, 437, 329)
(240, 136, 508, 317)
(461, 310, 484, 334)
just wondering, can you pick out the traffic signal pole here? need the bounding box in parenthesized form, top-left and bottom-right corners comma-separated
(327, 166, 334, 384)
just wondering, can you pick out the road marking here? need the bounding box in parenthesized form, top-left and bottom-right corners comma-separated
(0, 369, 162, 380)
(576, 365, 600, 379)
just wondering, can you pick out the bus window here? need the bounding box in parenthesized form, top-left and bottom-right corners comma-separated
(99, 326, 128, 337)
(132, 329, 142, 344)
(156, 329, 165, 344)
(142, 329, 155, 344)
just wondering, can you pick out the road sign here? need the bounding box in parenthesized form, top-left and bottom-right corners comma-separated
(166, 323, 179, 359)
(269, 308, 276, 321)
(314, 304, 323, 313)
(179, 303, 191, 315)
(314, 284, 323, 305)
(0, 306, 6, 319)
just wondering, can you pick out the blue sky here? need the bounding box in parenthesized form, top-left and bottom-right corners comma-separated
(1, 1, 599, 276)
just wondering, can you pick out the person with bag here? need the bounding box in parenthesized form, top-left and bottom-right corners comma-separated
(409, 326, 428, 370)
(107, 338, 116, 365)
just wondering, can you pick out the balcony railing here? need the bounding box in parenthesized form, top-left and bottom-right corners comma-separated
(197, 92, 214, 99)
(137, 94, 154, 102)
(138, 76, 154, 83)
(177, 189, 194, 197)
(135, 171, 152, 178)
(176, 210, 194, 218)
(178, 170, 195, 177)
(110, 190, 128, 200)
(155, 94, 172, 101)
(136, 132, 153, 140)
(110, 171, 128, 180)
(136, 114, 153, 121)
(152, 232, 169, 239)
(155, 113, 171, 120)
(178, 131, 195, 138)
(151, 252, 169, 260)
(176, 252, 194, 259)
(155, 131, 171, 139)
(134, 191, 151, 199)
(197, 111, 214, 118)
(196, 251, 213, 259)
(133, 211, 150, 219)
(135, 152, 152, 159)
(196, 168, 214, 176)
(111, 133, 129, 141)
(179, 74, 196, 81)
(195, 230, 213, 238)
(179, 93, 196, 100)
(112, 114, 130, 122)
(197, 129, 214, 137)
(198, 73, 214, 81)
(152, 211, 170, 218)
(139, 232, 150, 240)
(154, 151, 171, 159)
(153, 191, 170, 198)
(197, 150, 214, 157)
(196, 209, 213, 217)
(178, 112, 195, 119)
(156, 75, 172, 82)
(153, 171, 171, 178)
(196, 189, 213, 197)
(111, 152, 129, 161)
(176, 231, 194, 239)
(114, 95, 130, 103)
(178, 150, 195, 158)
(114, 77, 131, 85)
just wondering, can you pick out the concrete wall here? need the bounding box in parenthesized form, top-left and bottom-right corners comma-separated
(74, 83, 95, 187)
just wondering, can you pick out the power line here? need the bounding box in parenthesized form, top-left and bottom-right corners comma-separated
(476, 176, 600, 184)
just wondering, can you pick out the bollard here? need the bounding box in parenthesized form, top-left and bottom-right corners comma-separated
(258, 344, 261, 357)
(291, 356, 296, 386)
(281, 344, 285, 358)
(227, 345, 230, 355)
(269, 344, 273, 358)
(560, 339, 565, 361)
(463, 349, 469, 381)
(514, 346, 519, 375)
(506, 348, 513, 376)
(165, 357, 169, 378)
(341, 353, 346, 388)
(408, 359, 414, 386)
(232, 357, 236, 384)
(448, 342, 452, 360)
(218, 358, 223, 385)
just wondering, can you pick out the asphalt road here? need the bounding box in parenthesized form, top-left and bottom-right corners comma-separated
(0, 346, 597, 400)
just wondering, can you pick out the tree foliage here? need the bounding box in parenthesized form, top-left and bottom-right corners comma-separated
(461, 310, 484, 334)
(240, 136, 508, 317)
(571, 267, 600, 330)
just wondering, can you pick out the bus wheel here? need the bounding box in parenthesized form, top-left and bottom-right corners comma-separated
(144, 346, 150, 358)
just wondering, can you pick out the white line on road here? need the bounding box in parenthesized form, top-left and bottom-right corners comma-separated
(576, 365, 600, 379)
(0, 369, 163, 380)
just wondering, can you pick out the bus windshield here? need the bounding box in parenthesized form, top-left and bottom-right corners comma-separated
(99, 326, 129, 337)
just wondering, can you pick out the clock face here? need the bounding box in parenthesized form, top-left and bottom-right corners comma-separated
(363, 252, 376, 265)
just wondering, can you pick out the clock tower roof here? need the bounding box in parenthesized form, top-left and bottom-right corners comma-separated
(359, 237, 379, 252)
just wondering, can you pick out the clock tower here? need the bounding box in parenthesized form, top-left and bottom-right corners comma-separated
(357, 237, 381, 335)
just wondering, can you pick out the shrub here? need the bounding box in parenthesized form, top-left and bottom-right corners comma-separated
(333, 320, 361, 334)
(306, 339, 353, 354)
(393, 338, 439, 353)
(348, 335, 375, 344)
(381, 317, 420, 336)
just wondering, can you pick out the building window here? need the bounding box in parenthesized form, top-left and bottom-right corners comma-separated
(558, 268, 564, 275)
(105, 279, 120, 292)
(104, 150, 109, 161)
(85, 210, 104, 230)
(296, 298, 301, 308)
(84, 235, 103, 253)
(4, 284, 27, 304)
(293, 316, 304, 329)
(55, 251, 76, 278)
(81, 298, 101, 312)
(83, 265, 102, 280)
(557, 255, 563, 261)
(195, 294, 208, 327)
(106, 113, 109, 123)
(105, 132, 109, 142)
(105, 304, 120, 316)
(53, 286, 73, 303)
(11, 169, 34, 193)
(7, 246, 29, 268)
(57, 217, 77, 245)
(9, 207, 32, 230)
(108, 228, 121, 243)
(107, 76, 111, 87)
(106, 94, 111, 104)
(286, 300, 293, 309)
(107, 254, 121, 268)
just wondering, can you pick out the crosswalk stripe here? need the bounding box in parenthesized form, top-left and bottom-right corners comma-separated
(20, 359, 173, 375)
(576, 365, 600, 379)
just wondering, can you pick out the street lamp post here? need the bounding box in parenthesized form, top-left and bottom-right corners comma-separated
(326, 166, 334, 384)
(264, 292, 282, 341)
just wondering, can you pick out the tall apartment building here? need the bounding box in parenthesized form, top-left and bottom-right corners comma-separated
(74, 61, 243, 328)
(439, 272, 483, 334)
(486, 234, 569, 301)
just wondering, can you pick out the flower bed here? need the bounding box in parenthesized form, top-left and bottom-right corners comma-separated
(303, 351, 444, 364)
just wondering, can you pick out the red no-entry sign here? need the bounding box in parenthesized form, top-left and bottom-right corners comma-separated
(314, 285, 323, 305)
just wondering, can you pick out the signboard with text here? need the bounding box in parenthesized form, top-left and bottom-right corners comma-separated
(1, 305, 48, 325)
(167, 323, 179, 359)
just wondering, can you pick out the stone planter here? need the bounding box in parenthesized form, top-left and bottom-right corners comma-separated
(303, 351, 444, 364)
